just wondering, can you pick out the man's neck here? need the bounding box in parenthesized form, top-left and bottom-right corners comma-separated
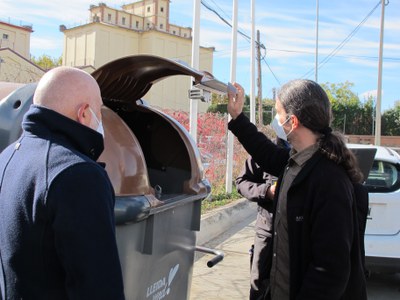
(289, 127, 319, 152)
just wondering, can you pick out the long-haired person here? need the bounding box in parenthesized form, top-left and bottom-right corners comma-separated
(227, 79, 367, 300)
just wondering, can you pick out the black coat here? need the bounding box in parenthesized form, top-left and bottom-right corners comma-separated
(229, 113, 367, 300)
(0, 105, 125, 299)
(236, 157, 274, 211)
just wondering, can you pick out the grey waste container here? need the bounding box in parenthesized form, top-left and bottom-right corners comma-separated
(0, 55, 231, 299)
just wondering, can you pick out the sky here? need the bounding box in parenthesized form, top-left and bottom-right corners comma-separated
(1, 0, 399, 111)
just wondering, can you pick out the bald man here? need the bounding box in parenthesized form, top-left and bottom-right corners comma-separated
(0, 67, 125, 299)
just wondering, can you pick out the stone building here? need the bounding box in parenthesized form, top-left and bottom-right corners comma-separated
(62, 1, 214, 112)
(0, 21, 44, 83)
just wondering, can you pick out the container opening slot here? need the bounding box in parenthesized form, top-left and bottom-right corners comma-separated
(119, 109, 191, 195)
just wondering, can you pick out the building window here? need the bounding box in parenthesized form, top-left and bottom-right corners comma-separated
(184, 33, 187, 38)
(2, 34, 9, 40)
(122, 17, 126, 25)
(147, 6, 151, 13)
(161, 7, 164, 12)
(147, 23, 150, 29)
(160, 24, 163, 29)
(136, 21, 139, 28)
(172, 30, 176, 35)
(107, 14, 111, 22)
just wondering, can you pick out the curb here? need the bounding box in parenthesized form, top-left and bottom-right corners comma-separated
(196, 198, 257, 246)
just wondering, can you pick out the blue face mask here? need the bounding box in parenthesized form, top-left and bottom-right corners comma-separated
(89, 107, 105, 138)
(270, 114, 292, 141)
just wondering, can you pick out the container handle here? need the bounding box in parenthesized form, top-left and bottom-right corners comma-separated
(195, 246, 224, 268)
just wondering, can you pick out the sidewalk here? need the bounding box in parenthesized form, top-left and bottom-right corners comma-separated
(190, 212, 256, 299)
(188, 200, 400, 300)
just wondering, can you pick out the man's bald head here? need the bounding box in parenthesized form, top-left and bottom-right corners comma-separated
(33, 66, 102, 122)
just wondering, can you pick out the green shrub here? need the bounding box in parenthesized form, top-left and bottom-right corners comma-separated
(201, 186, 242, 213)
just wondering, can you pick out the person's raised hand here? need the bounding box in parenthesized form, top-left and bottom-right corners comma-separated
(227, 82, 245, 120)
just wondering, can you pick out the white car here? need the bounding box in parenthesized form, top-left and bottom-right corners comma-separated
(349, 143, 400, 274)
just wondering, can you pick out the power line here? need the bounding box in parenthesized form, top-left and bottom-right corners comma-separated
(200, 0, 251, 43)
(302, 0, 383, 78)
(205, 0, 231, 20)
(200, 0, 280, 85)
(262, 56, 281, 86)
(266, 48, 400, 62)
(200, 1, 392, 87)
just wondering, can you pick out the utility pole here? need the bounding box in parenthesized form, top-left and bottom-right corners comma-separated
(250, 0, 256, 124)
(375, 0, 387, 146)
(225, 0, 238, 194)
(372, 104, 375, 136)
(189, 0, 201, 143)
(343, 114, 346, 134)
(256, 30, 263, 126)
(315, 0, 319, 82)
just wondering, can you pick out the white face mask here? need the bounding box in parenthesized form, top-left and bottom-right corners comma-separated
(89, 107, 105, 138)
(270, 114, 292, 141)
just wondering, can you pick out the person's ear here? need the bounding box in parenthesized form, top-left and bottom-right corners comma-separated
(291, 114, 300, 129)
(77, 103, 90, 125)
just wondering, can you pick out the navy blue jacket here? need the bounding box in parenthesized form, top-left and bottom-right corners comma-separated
(0, 105, 125, 299)
(229, 113, 367, 300)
